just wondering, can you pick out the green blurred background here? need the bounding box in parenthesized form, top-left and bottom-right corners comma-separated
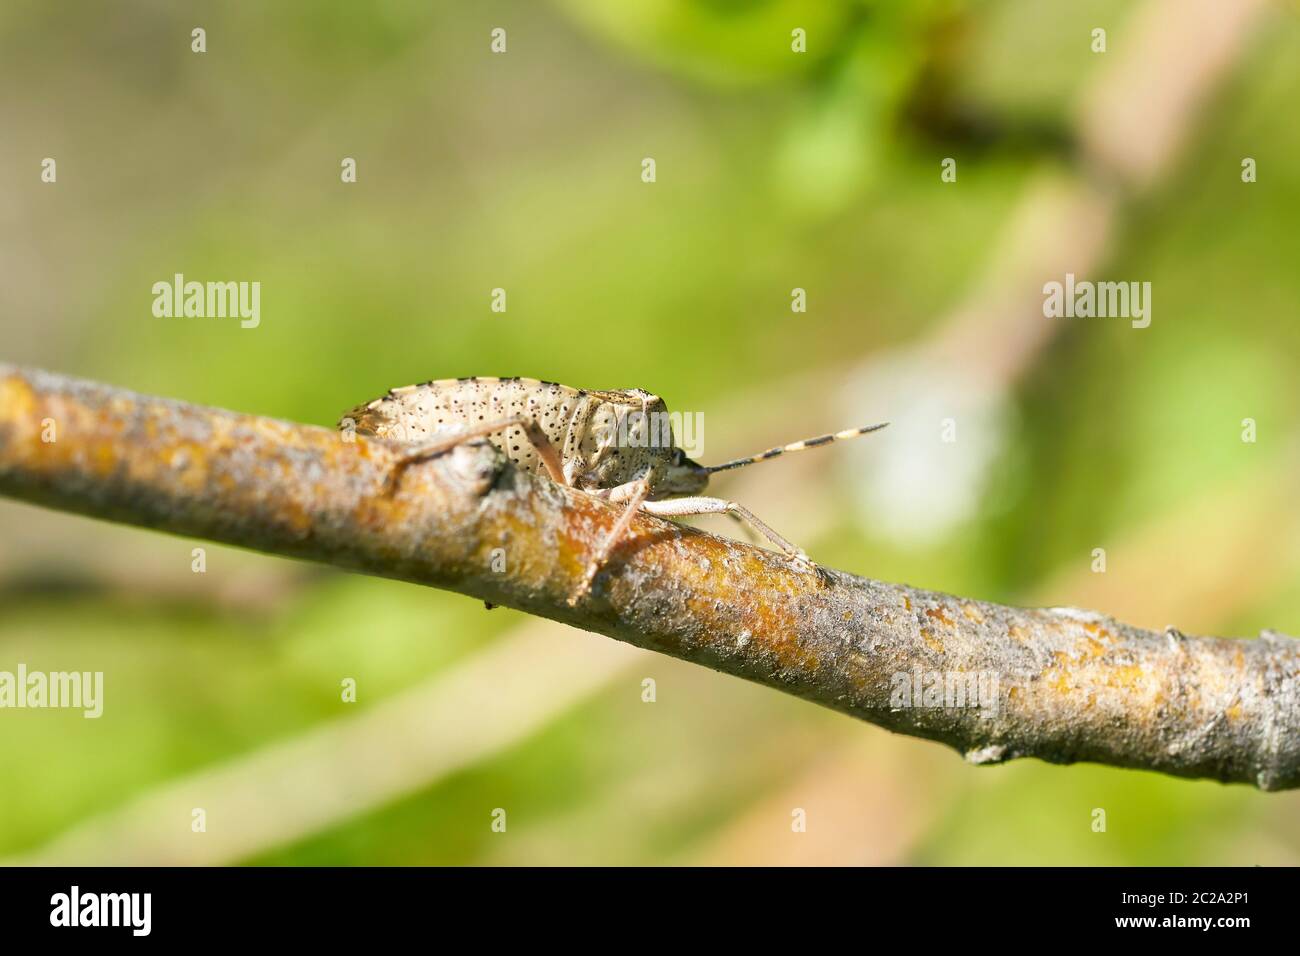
(2, 0, 1299, 864)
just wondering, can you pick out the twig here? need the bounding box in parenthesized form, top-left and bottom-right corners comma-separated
(2, 364, 1297, 790)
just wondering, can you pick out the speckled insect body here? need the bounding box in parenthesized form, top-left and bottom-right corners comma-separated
(343, 377, 707, 498)
(342, 376, 887, 602)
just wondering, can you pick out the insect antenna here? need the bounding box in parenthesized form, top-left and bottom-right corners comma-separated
(704, 422, 889, 475)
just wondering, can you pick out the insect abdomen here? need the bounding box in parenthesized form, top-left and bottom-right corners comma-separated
(342, 377, 589, 477)
(341, 378, 676, 489)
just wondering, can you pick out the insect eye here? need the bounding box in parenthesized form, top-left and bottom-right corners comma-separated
(671, 449, 684, 466)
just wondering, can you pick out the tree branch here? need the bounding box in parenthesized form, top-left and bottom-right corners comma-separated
(2, 364, 1297, 790)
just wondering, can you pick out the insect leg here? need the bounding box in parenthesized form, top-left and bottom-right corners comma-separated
(386, 415, 568, 490)
(723, 510, 760, 545)
(569, 477, 651, 604)
(640, 496, 815, 568)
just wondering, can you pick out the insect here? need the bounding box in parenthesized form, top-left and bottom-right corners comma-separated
(340, 377, 887, 603)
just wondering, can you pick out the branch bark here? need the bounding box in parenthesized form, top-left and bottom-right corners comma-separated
(2, 364, 1297, 790)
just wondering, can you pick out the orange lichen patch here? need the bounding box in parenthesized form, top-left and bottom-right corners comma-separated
(0, 375, 38, 437)
(160, 441, 213, 495)
(925, 606, 955, 628)
(1225, 704, 1243, 722)
(686, 556, 816, 671)
(274, 496, 315, 539)
(921, 628, 943, 653)
(1008, 624, 1029, 643)
(1080, 620, 1116, 643)
(741, 615, 825, 671)
(1040, 653, 1167, 714)
(1082, 635, 1108, 659)
(903, 595, 912, 611)
(960, 603, 984, 624)
(657, 544, 818, 672)
(1097, 663, 1146, 691)
(1041, 651, 1074, 694)
(90, 440, 119, 477)
(1046, 672, 1072, 695)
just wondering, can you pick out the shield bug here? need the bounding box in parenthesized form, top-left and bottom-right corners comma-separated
(341, 376, 887, 602)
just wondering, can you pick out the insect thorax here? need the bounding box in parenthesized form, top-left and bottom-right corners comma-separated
(341, 377, 679, 490)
